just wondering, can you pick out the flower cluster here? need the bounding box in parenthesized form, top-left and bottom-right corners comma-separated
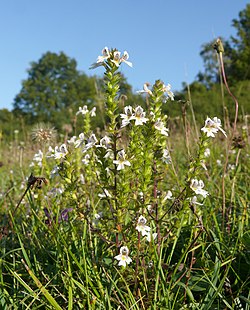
(120, 106, 148, 127)
(137, 82, 174, 101)
(201, 117, 227, 138)
(76, 105, 96, 117)
(90, 47, 132, 69)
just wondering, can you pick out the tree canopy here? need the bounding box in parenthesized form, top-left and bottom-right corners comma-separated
(13, 51, 97, 128)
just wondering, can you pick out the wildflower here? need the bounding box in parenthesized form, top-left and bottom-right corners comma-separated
(50, 165, 60, 178)
(90, 47, 110, 69)
(216, 159, 222, 166)
(30, 150, 43, 167)
(204, 148, 210, 157)
(145, 232, 157, 242)
(83, 134, 98, 152)
(82, 154, 90, 165)
(97, 136, 111, 149)
(190, 179, 208, 198)
(74, 133, 85, 148)
(201, 117, 227, 138)
(113, 150, 131, 170)
(190, 196, 203, 206)
(90, 107, 96, 117)
(98, 189, 112, 198)
(131, 106, 148, 126)
(136, 215, 151, 236)
(54, 144, 68, 160)
(162, 149, 171, 163)
(120, 105, 134, 127)
(114, 246, 132, 267)
(111, 50, 133, 67)
(137, 82, 152, 96)
(162, 83, 174, 101)
(31, 123, 57, 143)
(154, 119, 169, 136)
(163, 190, 173, 202)
(76, 105, 89, 116)
(67, 136, 77, 145)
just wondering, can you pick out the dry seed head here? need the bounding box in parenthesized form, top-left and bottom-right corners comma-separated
(31, 123, 57, 143)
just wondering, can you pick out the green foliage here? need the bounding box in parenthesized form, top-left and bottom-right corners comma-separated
(13, 51, 97, 130)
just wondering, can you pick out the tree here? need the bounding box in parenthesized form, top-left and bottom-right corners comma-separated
(13, 52, 97, 128)
(228, 4, 250, 82)
(197, 4, 250, 87)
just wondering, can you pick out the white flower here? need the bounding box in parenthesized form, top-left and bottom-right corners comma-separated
(76, 106, 89, 116)
(113, 150, 131, 170)
(50, 165, 60, 178)
(54, 144, 68, 159)
(90, 47, 110, 69)
(82, 154, 90, 165)
(162, 149, 171, 164)
(145, 232, 157, 242)
(163, 190, 173, 202)
(204, 148, 210, 157)
(74, 133, 85, 148)
(216, 159, 222, 166)
(114, 246, 132, 267)
(68, 136, 77, 144)
(189, 196, 203, 206)
(136, 215, 151, 236)
(98, 189, 112, 198)
(131, 106, 148, 126)
(97, 136, 111, 149)
(137, 82, 152, 96)
(30, 150, 43, 167)
(190, 179, 209, 198)
(162, 83, 174, 101)
(120, 105, 134, 127)
(82, 134, 98, 152)
(111, 50, 133, 68)
(154, 119, 169, 136)
(201, 117, 227, 138)
(90, 107, 96, 117)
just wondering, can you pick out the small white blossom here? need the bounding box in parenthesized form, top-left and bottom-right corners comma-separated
(131, 106, 148, 126)
(76, 106, 89, 116)
(120, 106, 134, 127)
(97, 136, 111, 149)
(98, 189, 112, 198)
(162, 83, 174, 101)
(204, 148, 210, 157)
(82, 154, 90, 165)
(216, 159, 222, 166)
(201, 117, 227, 138)
(74, 133, 85, 148)
(50, 165, 60, 178)
(137, 83, 152, 96)
(136, 215, 151, 236)
(111, 50, 133, 68)
(113, 150, 131, 170)
(90, 47, 110, 69)
(190, 179, 208, 198)
(47, 144, 68, 160)
(163, 190, 173, 202)
(82, 134, 98, 152)
(154, 119, 169, 136)
(114, 246, 132, 267)
(68, 136, 77, 145)
(145, 232, 157, 242)
(190, 196, 203, 206)
(90, 107, 96, 117)
(162, 149, 171, 164)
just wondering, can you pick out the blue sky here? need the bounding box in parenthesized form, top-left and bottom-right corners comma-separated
(0, 0, 248, 110)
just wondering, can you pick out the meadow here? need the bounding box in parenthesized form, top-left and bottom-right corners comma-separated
(0, 46, 249, 309)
